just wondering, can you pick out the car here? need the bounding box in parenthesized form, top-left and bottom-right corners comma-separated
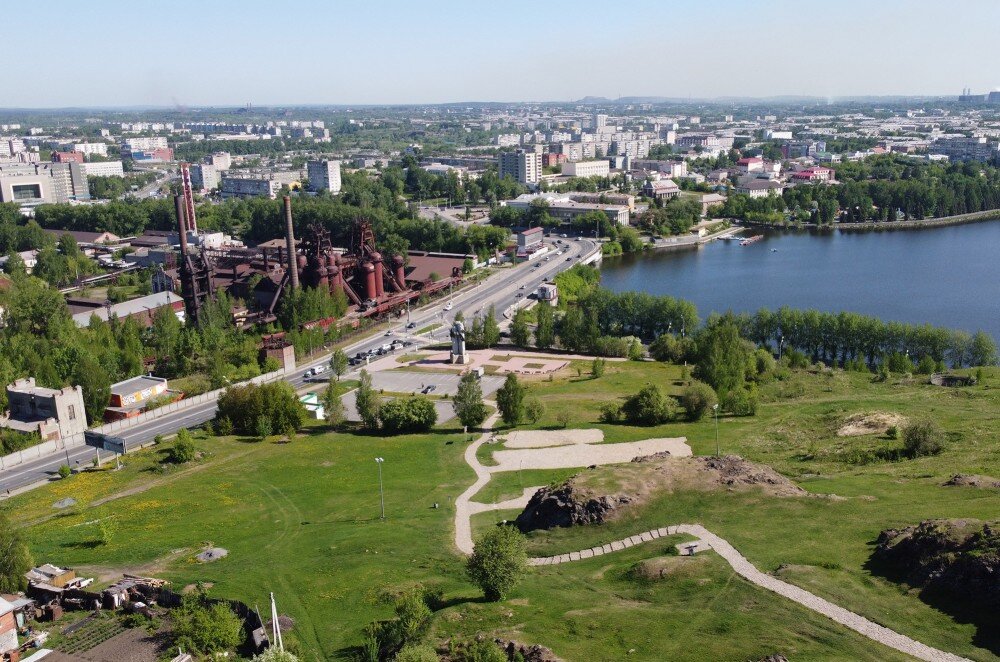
(566, 257, 572, 261)
(306, 365, 327, 377)
(518, 284, 526, 289)
(402, 340, 414, 347)
(421, 385, 436, 394)
(560, 233, 568, 238)
(444, 301, 453, 311)
(515, 292, 523, 298)
(384, 330, 393, 336)
(406, 321, 417, 329)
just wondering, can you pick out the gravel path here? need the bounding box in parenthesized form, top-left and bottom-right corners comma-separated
(528, 524, 969, 662)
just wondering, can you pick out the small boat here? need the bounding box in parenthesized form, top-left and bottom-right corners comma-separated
(739, 235, 764, 246)
(771, 248, 778, 252)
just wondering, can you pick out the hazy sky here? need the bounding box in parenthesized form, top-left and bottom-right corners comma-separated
(6, 0, 999, 107)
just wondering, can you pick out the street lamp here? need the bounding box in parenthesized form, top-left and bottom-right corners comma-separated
(374, 457, 385, 520)
(712, 404, 720, 457)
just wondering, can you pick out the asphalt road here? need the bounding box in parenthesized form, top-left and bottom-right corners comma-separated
(0, 236, 598, 496)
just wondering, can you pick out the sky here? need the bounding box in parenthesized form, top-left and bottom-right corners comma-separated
(5, 0, 1000, 108)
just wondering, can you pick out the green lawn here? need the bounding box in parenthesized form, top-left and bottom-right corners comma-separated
(6, 362, 1000, 660)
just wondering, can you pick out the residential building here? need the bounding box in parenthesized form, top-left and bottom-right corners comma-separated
(541, 153, 566, 167)
(307, 159, 342, 193)
(930, 136, 999, 162)
(0, 162, 89, 206)
(120, 136, 173, 161)
(221, 175, 282, 199)
(0, 598, 16, 658)
(190, 163, 219, 191)
(737, 156, 763, 172)
(81, 160, 125, 177)
(209, 151, 232, 170)
(506, 192, 630, 226)
(70, 142, 109, 157)
(782, 140, 826, 159)
(562, 160, 610, 178)
(791, 167, 834, 183)
(765, 130, 793, 140)
(517, 227, 544, 251)
(498, 149, 541, 186)
(1, 377, 87, 442)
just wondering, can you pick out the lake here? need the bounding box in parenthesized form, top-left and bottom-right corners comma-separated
(599, 223, 1000, 340)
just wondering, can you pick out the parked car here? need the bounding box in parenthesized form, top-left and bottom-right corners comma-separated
(421, 385, 436, 394)
(566, 257, 572, 261)
(406, 321, 417, 329)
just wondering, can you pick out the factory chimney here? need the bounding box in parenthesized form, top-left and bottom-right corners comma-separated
(174, 194, 189, 257)
(283, 195, 299, 290)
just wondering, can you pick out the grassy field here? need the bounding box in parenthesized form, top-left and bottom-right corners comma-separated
(5, 360, 1000, 660)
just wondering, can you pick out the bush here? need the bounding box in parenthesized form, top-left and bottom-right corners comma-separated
(621, 384, 676, 425)
(599, 401, 623, 423)
(754, 348, 776, 377)
(364, 587, 432, 660)
(681, 381, 718, 421)
(555, 411, 570, 428)
(902, 419, 944, 457)
(886, 425, 899, 440)
(395, 644, 439, 662)
(722, 385, 759, 416)
(378, 397, 438, 434)
(466, 526, 528, 601)
(172, 593, 243, 655)
(58, 464, 72, 479)
(449, 639, 508, 662)
(168, 430, 196, 463)
(916, 355, 936, 375)
(215, 417, 234, 436)
(252, 649, 300, 662)
(217, 381, 305, 436)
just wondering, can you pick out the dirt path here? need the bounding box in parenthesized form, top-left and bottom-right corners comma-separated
(456, 423, 970, 661)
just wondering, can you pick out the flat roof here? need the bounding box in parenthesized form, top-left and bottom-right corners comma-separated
(110, 375, 167, 396)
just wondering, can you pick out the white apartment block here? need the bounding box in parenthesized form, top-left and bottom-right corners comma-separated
(307, 159, 342, 193)
(122, 136, 169, 151)
(209, 151, 232, 170)
(191, 163, 219, 191)
(71, 142, 109, 156)
(82, 161, 125, 177)
(497, 149, 541, 186)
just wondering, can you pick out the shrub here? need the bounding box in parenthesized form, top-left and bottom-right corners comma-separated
(722, 385, 759, 416)
(886, 425, 899, 440)
(902, 419, 944, 457)
(364, 587, 432, 660)
(215, 417, 234, 436)
(395, 644, 439, 662)
(591, 357, 606, 378)
(58, 464, 71, 479)
(555, 411, 570, 428)
(599, 401, 623, 423)
(681, 381, 718, 421)
(168, 430, 196, 463)
(754, 348, 776, 377)
(621, 384, 676, 425)
(449, 639, 508, 662)
(916, 355, 936, 375)
(378, 397, 438, 434)
(467, 526, 528, 601)
(172, 593, 242, 655)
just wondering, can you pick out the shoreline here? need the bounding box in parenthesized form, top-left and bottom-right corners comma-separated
(737, 208, 1000, 233)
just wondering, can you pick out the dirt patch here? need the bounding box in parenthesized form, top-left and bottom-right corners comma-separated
(76, 547, 191, 584)
(74, 624, 171, 662)
(53, 497, 77, 509)
(943, 474, 1000, 489)
(629, 555, 705, 581)
(837, 411, 906, 437)
(492, 437, 690, 472)
(182, 582, 214, 593)
(516, 455, 802, 532)
(494, 638, 564, 662)
(501, 428, 604, 448)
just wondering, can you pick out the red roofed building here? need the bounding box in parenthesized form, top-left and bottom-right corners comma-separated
(52, 151, 85, 163)
(737, 157, 763, 172)
(791, 167, 834, 183)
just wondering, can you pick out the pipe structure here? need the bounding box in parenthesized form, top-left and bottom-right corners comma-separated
(283, 196, 299, 290)
(174, 195, 189, 256)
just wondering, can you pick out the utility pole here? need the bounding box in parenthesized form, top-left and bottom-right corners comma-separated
(713, 404, 720, 457)
(375, 457, 385, 520)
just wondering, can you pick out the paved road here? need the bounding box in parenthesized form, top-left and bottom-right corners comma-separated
(0, 236, 599, 495)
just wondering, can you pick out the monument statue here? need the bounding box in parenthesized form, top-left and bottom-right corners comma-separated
(450, 320, 467, 364)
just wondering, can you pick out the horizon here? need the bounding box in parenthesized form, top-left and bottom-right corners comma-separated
(5, 0, 1000, 108)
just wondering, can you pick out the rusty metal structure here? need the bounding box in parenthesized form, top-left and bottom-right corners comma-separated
(173, 194, 461, 328)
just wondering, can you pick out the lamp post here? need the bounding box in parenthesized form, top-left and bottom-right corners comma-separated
(374, 457, 385, 520)
(712, 404, 720, 457)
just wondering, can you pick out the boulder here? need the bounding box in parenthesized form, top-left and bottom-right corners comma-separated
(514, 483, 631, 532)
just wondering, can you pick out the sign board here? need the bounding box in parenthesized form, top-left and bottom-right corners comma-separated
(84, 431, 127, 455)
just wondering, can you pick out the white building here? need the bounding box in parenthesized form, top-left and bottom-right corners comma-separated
(191, 163, 219, 191)
(765, 130, 793, 140)
(562, 160, 610, 178)
(306, 159, 342, 193)
(209, 151, 232, 170)
(221, 175, 282, 199)
(81, 161, 125, 177)
(498, 149, 541, 186)
(71, 142, 109, 157)
(121, 136, 168, 151)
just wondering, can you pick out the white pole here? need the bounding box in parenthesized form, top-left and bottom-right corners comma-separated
(270, 592, 283, 651)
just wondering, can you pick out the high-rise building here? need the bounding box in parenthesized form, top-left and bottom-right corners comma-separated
(191, 163, 219, 191)
(498, 149, 541, 186)
(0, 162, 89, 206)
(594, 114, 608, 129)
(306, 159, 342, 193)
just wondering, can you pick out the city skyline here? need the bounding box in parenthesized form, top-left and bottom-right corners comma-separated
(5, 0, 1000, 108)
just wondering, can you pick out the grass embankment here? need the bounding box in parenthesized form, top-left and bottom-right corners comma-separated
(6, 360, 1000, 660)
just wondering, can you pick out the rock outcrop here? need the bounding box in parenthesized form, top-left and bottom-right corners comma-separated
(872, 518, 1000, 608)
(943, 473, 1000, 489)
(514, 483, 631, 532)
(700, 455, 804, 496)
(494, 638, 563, 662)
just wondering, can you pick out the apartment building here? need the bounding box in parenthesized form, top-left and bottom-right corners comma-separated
(498, 149, 541, 186)
(307, 159, 342, 193)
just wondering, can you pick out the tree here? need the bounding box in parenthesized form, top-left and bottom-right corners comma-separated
(322, 382, 345, 427)
(58, 464, 72, 479)
(216, 382, 304, 436)
(482, 305, 501, 348)
(621, 384, 676, 425)
(73, 354, 111, 426)
(534, 303, 555, 349)
(524, 398, 544, 424)
(168, 429, 196, 463)
(510, 308, 530, 347)
(0, 512, 33, 592)
(556, 410, 570, 428)
(969, 331, 998, 367)
(329, 348, 349, 381)
(696, 322, 755, 401)
(172, 592, 243, 655)
(591, 357, 606, 378)
(495, 373, 525, 426)
(355, 369, 381, 430)
(378, 397, 438, 434)
(453, 371, 488, 428)
(466, 526, 528, 601)
(681, 381, 718, 421)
